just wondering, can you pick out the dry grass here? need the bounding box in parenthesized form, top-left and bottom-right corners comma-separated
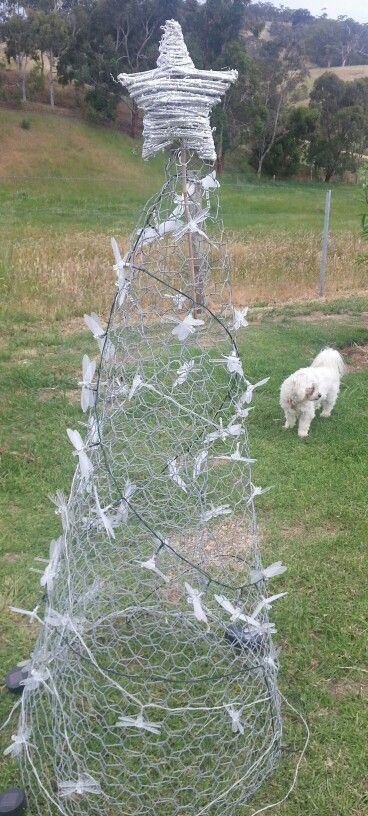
(341, 341, 368, 371)
(297, 64, 368, 105)
(0, 114, 146, 181)
(309, 64, 368, 84)
(2, 228, 366, 319)
(1, 229, 120, 318)
(230, 231, 367, 305)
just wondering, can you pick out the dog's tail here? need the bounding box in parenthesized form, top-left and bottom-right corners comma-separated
(311, 347, 345, 376)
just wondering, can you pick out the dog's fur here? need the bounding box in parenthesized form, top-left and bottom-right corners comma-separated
(280, 348, 345, 438)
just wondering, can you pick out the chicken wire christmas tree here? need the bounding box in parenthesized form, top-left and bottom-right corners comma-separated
(5, 20, 288, 816)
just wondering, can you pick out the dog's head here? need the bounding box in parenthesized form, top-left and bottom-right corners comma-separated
(287, 372, 321, 409)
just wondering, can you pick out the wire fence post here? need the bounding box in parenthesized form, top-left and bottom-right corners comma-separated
(319, 189, 331, 297)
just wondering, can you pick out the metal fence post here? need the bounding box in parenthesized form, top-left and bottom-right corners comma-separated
(319, 189, 331, 297)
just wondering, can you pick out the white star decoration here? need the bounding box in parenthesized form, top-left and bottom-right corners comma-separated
(117, 19, 237, 161)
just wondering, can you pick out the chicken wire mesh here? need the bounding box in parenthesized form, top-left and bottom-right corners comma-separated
(5, 148, 286, 816)
(3, 19, 290, 816)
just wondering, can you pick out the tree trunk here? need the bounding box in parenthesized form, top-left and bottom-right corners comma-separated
(215, 127, 225, 175)
(21, 69, 27, 103)
(17, 56, 27, 103)
(257, 155, 264, 177)
(216, 153, 225, 174)
(40, 51, 45, 76)
(130, 99, 140, 139)
(324, 168, 334, 182)
(49, 49, 55, 108)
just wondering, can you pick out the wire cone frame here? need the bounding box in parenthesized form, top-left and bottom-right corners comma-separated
(6, 21, 287, 816)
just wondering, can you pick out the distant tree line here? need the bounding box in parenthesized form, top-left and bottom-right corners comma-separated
(245, 5, 368, 69)
(1, 0, 368, 180)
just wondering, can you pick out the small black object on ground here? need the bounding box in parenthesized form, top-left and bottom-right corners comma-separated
(4, 666, 28, 694)
(0, 788, 27, 815)
(225, 624, 264, 651)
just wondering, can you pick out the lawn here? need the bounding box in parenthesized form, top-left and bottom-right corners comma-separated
(0, 312, 367, 814)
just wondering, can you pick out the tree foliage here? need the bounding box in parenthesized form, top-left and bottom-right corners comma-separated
(262, 106, 318, 177)
(1, 13, 37, 101)
(309, 72, 368, 181)
(246, 36, 306, 176)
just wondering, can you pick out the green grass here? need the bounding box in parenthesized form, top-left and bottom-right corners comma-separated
(0, 171, 362, 236)
(0, 108, 364, 236)
(221, 179, 363, 236)
(0, 314, 367, 813)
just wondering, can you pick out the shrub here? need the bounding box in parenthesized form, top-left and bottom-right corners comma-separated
(28, 65, 45, 98)
(84, 86, 118, 123)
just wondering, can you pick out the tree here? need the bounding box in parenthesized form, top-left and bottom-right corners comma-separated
(31, 8, 69, 106)
(208, 39, 255, 172)
(309, 72, 368, 181)
(262, 105, 318, 177)
(57, 0, 184, 132)
(335, 16, 368, 67)
(1, 13, 38, 102)
(56, 0, 252, 140)
(291, 8, 313, 27)
(247, 39, 306, 177)
(343, 77, 368, 157)
(185, 0, 249, 68)
(359, 161, 368, 266)
(304, 16, 368, 68)
(304, 18, 342, 67)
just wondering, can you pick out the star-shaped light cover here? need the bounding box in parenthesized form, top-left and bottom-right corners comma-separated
(118, 19, 238, 162)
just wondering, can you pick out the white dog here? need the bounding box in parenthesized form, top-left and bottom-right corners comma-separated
(280, 348, 345, 438)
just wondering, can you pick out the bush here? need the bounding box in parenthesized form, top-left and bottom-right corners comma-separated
(357, 162, 368, 266)
(262, 138, 301, 178)
(28, 65, 45, 99)
(84, 86, 118, 123)
(20, 118, 31, 130)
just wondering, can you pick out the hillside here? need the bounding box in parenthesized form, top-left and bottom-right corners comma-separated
(0, 106, 363, 233)
(307, 64, 368, 95)
(0, 108, 162, 189)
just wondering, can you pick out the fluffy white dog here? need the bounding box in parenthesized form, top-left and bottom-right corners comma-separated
(280, 348, 345, 438)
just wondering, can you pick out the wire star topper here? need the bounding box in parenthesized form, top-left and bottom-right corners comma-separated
(118, 19, 238, 162)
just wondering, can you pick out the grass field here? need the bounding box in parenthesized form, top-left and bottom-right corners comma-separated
(0, 312, 368, 814)
(1, 108, 368, 316)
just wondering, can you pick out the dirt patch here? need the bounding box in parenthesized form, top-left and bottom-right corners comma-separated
(67, 388, 81, 405)
(12, 348, 39, 363)
(0, 446, 34, 462)
(328, 678, 368, 700)
(1, 552, 21, 564)
(200, 517, 253, 566)
(37, 387, 60, 402)
(160, 517, 253, 606)
(340, 341, 368, 372)
(251, 307, 368, 327)
(38, 386, 80, 403)
(58, 317, 85, 336)
(278, 522, 341, 541)
(294, 312, 368, 325)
